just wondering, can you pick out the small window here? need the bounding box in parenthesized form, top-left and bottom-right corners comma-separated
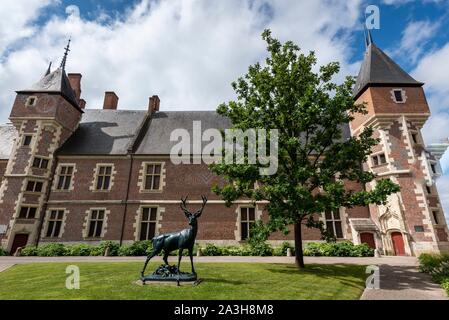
(56, 165, 74, 190)
(140, 207, 157, 240)
(240, 207, 256, 240)
(96, 165, 113, 190)
(88, 209, 105, 238)
(371, 153, 387, 167)
(25, 96, 37, 107)
(26, 180, 43, 193)
(46, 210, 64, 238)
(426, 185, 432, 194)
(23, 135, 32, 146)
(18, 206, 37, 219)
(392, 89, 405, 103)
(414, 225, 425, 232)
(325, 209, 343, 239)
(144, 164, 162, 190)
(411, 133, 419, 144)
(32, 157, 49, 169)
(430, 163, 437, 174)
(432, 211, 440, 225)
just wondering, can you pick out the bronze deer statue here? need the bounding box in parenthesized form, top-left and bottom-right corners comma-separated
(141, 195, 207, 278)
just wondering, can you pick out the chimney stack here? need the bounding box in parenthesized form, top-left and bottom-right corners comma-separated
(68, 73, 82, 101)
(79, 99, 86, 109)
(103, 92, 119, 110)
(149, 95, 160, 114)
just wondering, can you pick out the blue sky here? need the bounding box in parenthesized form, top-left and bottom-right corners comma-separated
(0, 0, 448, 216)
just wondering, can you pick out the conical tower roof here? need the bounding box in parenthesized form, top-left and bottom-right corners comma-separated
(353, 42, 423, 99)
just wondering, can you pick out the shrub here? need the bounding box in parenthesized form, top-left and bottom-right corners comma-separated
(303, 241, 374, 257)
(21, 245, 38, 256)
(65, 244, 92, 256)
(249, 241, 273, 256)
(202, 243, 222, 256)
(118, 241, 152, 256)
(37, 243, 67, 257)
(0, 247, 8, 256)
(273, 241, 294, 256)
(419, 253, 449, 283)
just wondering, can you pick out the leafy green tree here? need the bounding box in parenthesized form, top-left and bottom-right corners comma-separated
(210, 30, 400, 268)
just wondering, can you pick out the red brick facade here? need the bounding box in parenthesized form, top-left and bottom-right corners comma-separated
(1, 44, 448, 256)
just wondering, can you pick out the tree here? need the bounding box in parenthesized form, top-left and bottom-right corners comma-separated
(209, 30, 400, 268)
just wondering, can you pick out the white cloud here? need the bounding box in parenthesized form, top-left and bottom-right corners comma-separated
(0, 0, 363, 123)
(394, 20, 441, 63)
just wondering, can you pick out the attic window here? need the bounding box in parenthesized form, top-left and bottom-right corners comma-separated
(25, 96, 37, 107)
(391, 89, 406, 103)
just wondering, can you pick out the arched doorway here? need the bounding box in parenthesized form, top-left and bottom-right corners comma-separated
(360, 232, 376, 249)
(391, 232, 405, 256)
(10, 233, 29, 256)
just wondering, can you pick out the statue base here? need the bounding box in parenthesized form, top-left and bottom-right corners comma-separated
(140, 264, 198, 284)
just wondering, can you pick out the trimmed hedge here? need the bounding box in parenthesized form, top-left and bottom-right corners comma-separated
(303, 241, 374, 257)
(16, 241, 373, 258)
(419, 253, 449, 295)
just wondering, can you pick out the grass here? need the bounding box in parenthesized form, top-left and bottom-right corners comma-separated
(0, 262, 367, 300)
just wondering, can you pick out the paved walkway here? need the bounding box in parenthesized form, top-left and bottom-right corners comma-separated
(361, 264, 448, 300)
(0, 256, 446, 300)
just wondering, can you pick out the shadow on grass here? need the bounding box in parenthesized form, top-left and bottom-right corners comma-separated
(265, 264, 366, 290)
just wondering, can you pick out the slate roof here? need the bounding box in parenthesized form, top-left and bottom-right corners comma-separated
(135, 111, 231, 155)
(58, 109, 146, 155)
(0, 125, 18, 159)
(17, 67, 80, 110)
(353, 43, 423, 99)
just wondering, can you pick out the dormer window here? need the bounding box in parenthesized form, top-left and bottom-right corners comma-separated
(25, 96, 37, 107)
(391, 89, 407, 104)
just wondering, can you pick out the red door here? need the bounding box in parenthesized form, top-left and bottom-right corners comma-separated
(360, 233, 376, 249)
(10, 234, 28, 256)
(391, 232, 405, 256)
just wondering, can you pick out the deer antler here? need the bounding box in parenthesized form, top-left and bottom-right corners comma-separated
(180, 195, 190, 217)
(195, 195, 208, 217)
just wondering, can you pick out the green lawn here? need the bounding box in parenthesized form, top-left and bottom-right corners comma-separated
(0, 262, 367, 300)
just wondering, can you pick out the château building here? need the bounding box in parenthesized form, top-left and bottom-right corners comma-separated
(0, 37, 448, 256)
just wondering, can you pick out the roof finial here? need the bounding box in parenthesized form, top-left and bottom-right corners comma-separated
(363, 25, 369, 48)
(60, 37, 71, 71)
(44, 61, 52, 76)
(368, 29, 374, 46)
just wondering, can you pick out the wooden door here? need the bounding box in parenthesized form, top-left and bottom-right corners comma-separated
(360, 233, 376, 249)
(10, 234, 28, 255)
(391, 232, 405, 256)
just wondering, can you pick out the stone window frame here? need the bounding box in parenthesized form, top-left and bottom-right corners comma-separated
(90, 163, 116, 192)
(52, 163, 76, 192)
(17, 205, 38, 219)
(25, 96, 38, 107)
(41, 208, 67, 239)
(21, 134, 34, 147)
(409, 129, 423, 146)
(323, 208, 345, 239)
(25, 179, 44, 194)
(390, 88, 407, 104)
(370, 151, 388, 168)
(431, 209, 441, 225)
(82, 208, 109, 239)
(134, 206, 163, 241)
(428, 160, 438, 175)
(138, 161, 166, 193)
(32, 156, 50, 169)
(234, 204, 262, 242)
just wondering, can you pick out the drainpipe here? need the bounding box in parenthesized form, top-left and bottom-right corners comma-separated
(119, 153, 134, 246)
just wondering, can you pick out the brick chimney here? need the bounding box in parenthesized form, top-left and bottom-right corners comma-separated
(68, 73, 82, 101)
(103, 92, 119, 110)
(79, 99, 86, 109)
(149, 95, 160, 114)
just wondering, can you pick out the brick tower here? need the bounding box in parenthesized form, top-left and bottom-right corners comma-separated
(0, 43, 83, 254)
(351, 35, 449, 256)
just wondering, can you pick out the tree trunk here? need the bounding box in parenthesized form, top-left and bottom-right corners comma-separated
(294, 220, 305, 268)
